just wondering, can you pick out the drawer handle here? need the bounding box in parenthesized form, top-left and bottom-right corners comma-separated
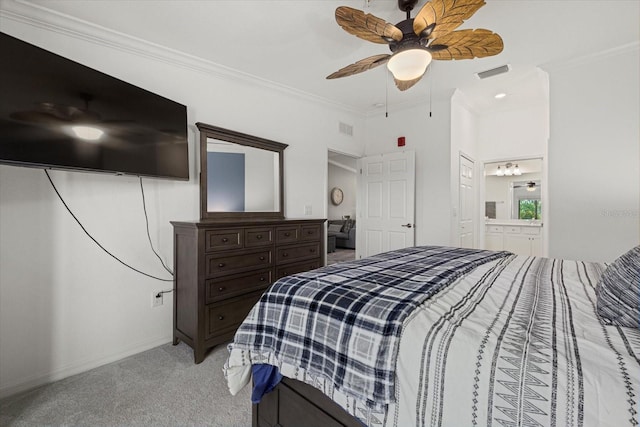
(284, 232, 291, 237)
(260, 276, 266, 281)
(259, 256, 265, 261)
(256, 234, 263, 240)
(307, 230, 314, 235)
(221, 237, 229, 243)
(309, 249, 315, 253)
(218, 287, 225, 292)
(282, 253, 288, 257)
(218, 315, 224, 321)
(218, 263, 225, 268)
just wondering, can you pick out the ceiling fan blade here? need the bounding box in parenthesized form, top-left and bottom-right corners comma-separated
(335, 6, 403, 44)
(394, 74, 424, 91)
(326, 54, 390, 79)
(413, 0, 485, 40)
(429, 29, 503, 60)
(9, 110, 66, 124)
(10, 102, 102, 125)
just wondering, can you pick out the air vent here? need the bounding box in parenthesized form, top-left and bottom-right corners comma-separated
(338, 121, 353, 137)
(476, 64, 510, 79)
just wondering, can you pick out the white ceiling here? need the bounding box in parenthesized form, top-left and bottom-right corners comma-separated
(13, 0, 640, 114)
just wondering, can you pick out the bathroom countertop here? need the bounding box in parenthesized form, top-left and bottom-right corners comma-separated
(485, 219, 543, 227)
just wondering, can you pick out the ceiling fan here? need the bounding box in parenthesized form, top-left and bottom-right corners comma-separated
(513, 181, 538, 192)
(11, 96, 101, 126)
(10, 93, 135, 141)
(327, 0, 504, 91)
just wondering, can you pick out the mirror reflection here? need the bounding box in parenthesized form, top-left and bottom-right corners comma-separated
(206, 138, 280, 212)
(484, 158, 542, 221)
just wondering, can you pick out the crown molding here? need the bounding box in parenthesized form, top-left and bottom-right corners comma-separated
(541, 41, 640, 73)
(328, 159, 357, 174)
(0, 0, 365, 117)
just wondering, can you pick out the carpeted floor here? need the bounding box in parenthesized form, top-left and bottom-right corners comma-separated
(0, 342, 251, 427)
(2, 254, 356, 426)
(327, 248, 355, 265)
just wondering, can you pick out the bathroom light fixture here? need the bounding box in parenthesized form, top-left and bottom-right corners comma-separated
(496, 162, 521, 176)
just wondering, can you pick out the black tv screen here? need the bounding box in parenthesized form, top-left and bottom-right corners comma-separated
(0, 32, 189, 180)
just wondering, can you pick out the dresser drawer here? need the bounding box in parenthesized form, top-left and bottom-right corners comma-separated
(205, 249, 272, 278)
(276, 243, 320, 264)
(505, 226, 521, 234)
(276, 226, 300, 244)
(205, 228, 243, 252)
(245, 227, 274, 247)
(206, 290, 264, 339)
(300, 224, 321, 241)
(486, 225, 504, 233)
(206, 269, 272, 303)
(276, 260, 321, 279)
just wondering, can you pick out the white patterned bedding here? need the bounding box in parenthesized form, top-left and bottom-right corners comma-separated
(226, 253, 640, 427)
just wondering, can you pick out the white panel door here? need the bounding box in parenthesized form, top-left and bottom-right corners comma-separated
(459, 155, 475, 248)
(357, 151, 415, 258)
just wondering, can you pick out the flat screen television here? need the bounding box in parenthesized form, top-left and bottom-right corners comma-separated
(0, 32, 189, 180)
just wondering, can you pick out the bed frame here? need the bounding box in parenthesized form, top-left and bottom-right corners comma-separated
(253, 378, 364, 427)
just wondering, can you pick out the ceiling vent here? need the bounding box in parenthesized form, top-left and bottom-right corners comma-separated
(338, 121, 353, 137)
(476, 64, 510, 79)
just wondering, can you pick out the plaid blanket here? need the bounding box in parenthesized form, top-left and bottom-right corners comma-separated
(229, 246, 511, 406)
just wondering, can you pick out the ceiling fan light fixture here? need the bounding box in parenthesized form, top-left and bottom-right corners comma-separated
(72, 125, 103, 141)
(386, 48, 432, 81)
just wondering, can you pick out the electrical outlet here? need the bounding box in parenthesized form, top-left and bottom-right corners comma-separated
(152, 291, 163, 308)
(304, 205, 312, 215)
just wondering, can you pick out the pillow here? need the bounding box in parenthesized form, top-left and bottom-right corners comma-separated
(327, 224, 343, 233)
(596, 245, 640, 328)
(342, 219, 354, 233)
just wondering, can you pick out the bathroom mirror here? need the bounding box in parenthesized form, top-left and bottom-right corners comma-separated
(197, 122, 287, 220)
(484, 158, 543, 221)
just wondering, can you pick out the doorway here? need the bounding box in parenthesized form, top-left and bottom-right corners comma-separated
(481, 157, 546, 256)
(327, 150, 358, 265)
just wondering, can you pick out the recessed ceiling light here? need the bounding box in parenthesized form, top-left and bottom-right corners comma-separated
(494, 93, 507, 99)
(373, 102, 385, 108)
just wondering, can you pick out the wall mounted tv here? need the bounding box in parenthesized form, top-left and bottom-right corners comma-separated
(0, 32, 189, 180)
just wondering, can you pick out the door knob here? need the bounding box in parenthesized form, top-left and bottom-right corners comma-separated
(401, 223, 413, 228)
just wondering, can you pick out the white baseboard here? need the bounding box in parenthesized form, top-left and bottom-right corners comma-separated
(0, 335, 172, 400)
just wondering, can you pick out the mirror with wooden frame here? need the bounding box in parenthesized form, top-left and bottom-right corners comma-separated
(197, 122, 287, 220)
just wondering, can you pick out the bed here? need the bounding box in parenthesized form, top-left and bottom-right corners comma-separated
(224, 245, 640, 427)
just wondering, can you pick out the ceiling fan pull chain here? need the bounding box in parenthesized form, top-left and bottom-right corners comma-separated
(385, 69, 389, 118)
(428, 65, 433, 117)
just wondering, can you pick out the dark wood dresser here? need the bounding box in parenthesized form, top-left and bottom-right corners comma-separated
(171, 218, 326, 363)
